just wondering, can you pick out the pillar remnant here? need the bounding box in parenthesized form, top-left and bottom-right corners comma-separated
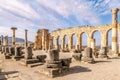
(25, 29, 28, 47)
(81, 47, 94, 63)
(0, 35, 3, 46)
(3, 36, 8, 46)
(11, 27, 17, 46)
(111, 8, 119, 55)
(98, 47, 108, 58)
(91, 38, 95, 51)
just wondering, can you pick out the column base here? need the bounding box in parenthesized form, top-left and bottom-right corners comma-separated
(112, 53, 119, 58)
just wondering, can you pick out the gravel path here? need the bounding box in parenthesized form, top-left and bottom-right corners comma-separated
(0, 51, 120, 80)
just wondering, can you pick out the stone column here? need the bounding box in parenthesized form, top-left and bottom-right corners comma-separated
(25, 29, 28, 47)
(91, 38, 95, 51)
(3, 36, 8, 46)
(101, 34, 107, 48)
(68, 35, 72, 50)
(61, 37, 65, 50)
(11, 27, 17, 46)
(87, 36, 91, 47)
(1, 35, 3, 46)
(118, 24, 120, 53)
(76, 34, 80, 51)
(111, 8, 119, 55)
(54, 37, 58, 49)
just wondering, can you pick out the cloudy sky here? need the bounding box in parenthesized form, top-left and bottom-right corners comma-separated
(0, 0, 120, 44)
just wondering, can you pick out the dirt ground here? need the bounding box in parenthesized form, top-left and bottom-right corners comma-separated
(0, 50, 120, 80)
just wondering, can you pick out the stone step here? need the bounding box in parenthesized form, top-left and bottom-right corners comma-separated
(27, 62, 43, 68)
(20, 59, 41, 66)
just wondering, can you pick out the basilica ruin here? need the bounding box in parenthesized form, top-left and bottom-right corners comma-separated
(34, 8, 120, 56)
(0, 8, 120, 79)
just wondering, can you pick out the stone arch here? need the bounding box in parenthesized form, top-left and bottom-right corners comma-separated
(57, 36, 61, 49)
(71, 33, 77, 49)
(63, 35, 69, 49)
(106, 28, 112, 48)
(52, 36, 55, 48)
(91, 30, 101, 49)
(80, 32, 88, 50)
(91, 30, 101, 38)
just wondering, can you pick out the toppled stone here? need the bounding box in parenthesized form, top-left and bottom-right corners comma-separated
(72, 53, 82, 61)
(98, 47, 108, 58)
(81, 47, 94, 63)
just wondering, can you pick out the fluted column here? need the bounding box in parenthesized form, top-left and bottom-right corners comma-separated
(111, 8, 119, 55)
(11, 27, 17, 46)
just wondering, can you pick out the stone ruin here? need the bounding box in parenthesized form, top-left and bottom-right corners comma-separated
(20, 46, 47, 67)
(72, 47, 94, 63)
(38, 49, 71, 78)
(98, 47, 108, 58)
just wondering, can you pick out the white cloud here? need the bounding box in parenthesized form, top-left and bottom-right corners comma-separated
(37, 0, 101, 25)
(0, 0, 40, 20)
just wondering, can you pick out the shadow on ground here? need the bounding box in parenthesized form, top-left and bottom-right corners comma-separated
(95, 60, 111, 63)
(60, 66, 91, 77)
(0, 71, 18, 80)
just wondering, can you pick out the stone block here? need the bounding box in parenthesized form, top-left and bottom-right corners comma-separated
(36, 55, 46, 62)
(48, 49, 59, 61)
(40, 68, 61, 78)
(81, 47, 94, 63)
(46, 60, 61, 64)
(24, 47, 33, 59)
(98, 47, 108, 58)
(72, 53, 82, 61)
(46, 63, 62, 68)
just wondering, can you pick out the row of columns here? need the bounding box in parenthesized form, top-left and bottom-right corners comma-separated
(0, 27, 28, 48)
(51, 8, 120, 55)
(53, 35, 107, 51)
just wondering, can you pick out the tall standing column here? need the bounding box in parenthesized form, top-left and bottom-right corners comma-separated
(101, 34, 107, 48)
(76, 34, 80, 51)
(11, 27, 17, 46)
(111, 8, 119, 55)
(68, 35, 72, 50)
(118, 24, 120, 53)
(25, 29, 28, 47)
(91, 38, 95, 51)
(88, 36, 91, 47)
(54, 37, 58, 49)
(1, 35, 3, 46)
(61, 37, 65, 50)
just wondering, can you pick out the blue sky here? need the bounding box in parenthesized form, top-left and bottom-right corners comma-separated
(0, 0, 120, 45)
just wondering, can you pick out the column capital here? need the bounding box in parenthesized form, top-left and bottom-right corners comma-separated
(111, 8, 119, 14)
(11, 27, 17, 30)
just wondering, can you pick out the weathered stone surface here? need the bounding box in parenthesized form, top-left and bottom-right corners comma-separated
(72, 53, 82, 61)
(81, 47, 94, 63)
(98, 47, 108, 58)
(46, 60, 61, 64)
(48, 49, 59, 61)
(36, 55, 46, 62)
(24, 47, 33, 59)
(9, 47, 15, 55)
(39, 68, 61, 78)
